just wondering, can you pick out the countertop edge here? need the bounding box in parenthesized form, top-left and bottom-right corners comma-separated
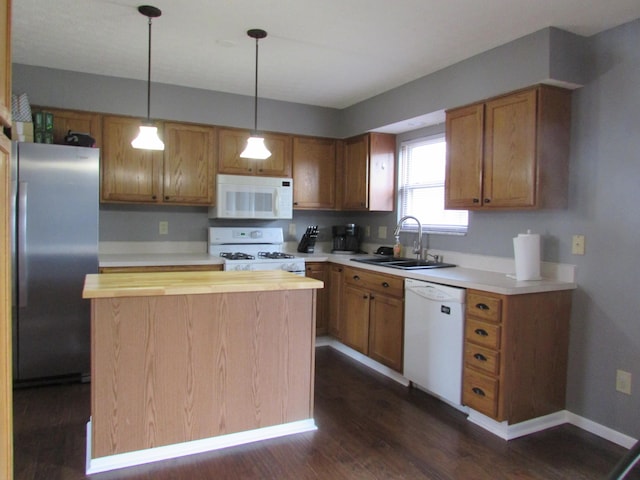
(83, 271, 323, 299)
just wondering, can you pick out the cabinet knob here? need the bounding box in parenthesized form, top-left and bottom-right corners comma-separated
(248, 168, 252, 172)
(474, 328, 489, 337)
(473, 198, 480, 203)
(475, 303, 490, 311)
(353, 275, 360, 281)
(363, 294, 368, 299)
(381, 282, 390, 288)
(473, 353, 488, 362)
(472, 387, 486, 397)
(151, 195, 157, 200)
(293, 202, 298, 206)
(484, 198, 491, 203)
(165, 196, 170, 200)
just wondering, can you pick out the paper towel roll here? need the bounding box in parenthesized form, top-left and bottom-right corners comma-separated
(513, 231, 541, 280)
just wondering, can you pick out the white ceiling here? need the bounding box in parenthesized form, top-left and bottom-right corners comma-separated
(11, 0, 640, 113)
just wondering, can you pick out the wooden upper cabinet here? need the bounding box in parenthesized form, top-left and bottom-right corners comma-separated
(445, 85, 571, 210)
(342, 132, 395, 211)
(292, 136, 336, 209)
(218, 128, 292, 177)
(0, 0, 10, 130)
(445, 103, 484, 208)
(33, 107, 103, 147)
(101, 115, 163, 203)
(162, 122, 216, 205)
(484, 89, 537, 208)
(102, 116, 216, 206)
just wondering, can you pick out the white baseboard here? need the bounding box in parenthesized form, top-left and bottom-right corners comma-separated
(316, 338, 638, 449)
(86, 418, 317, 474)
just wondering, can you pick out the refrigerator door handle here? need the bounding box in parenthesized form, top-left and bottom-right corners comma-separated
(18, 181, 28, 307)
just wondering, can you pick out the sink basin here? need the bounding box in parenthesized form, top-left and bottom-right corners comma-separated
(383, 259, 456, 270)
(350, 256, 456, 270)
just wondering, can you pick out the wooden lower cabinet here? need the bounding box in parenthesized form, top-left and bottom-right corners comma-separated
(340, 266, 404, 371)
(462, 289, 572, 424)
(305, 262, 329, 335)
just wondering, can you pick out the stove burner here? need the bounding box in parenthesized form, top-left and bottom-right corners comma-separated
(258, 251, 295, 259)
(220, 252, 255, 260)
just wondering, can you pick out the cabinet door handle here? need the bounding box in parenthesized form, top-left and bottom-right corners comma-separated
(363, 294, 368, 299)
(472, 387, 486, 397)
(151, 195, 157, 200)
(473, 353, 487, 362)
(353, 275, 360, 281)
(473, 198, 480, 204)
(381, 281, 390, 288)
(474, 328, 489, 337)
(293, 202, 298, 205)
(484, 198, 491, 204)
(164, 196, 170, 200)
(475, 303, 490, 311)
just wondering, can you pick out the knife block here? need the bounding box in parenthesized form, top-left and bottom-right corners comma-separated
(297, 226, 318, 253)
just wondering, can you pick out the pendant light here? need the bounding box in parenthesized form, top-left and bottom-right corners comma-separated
(131, 5, 164, 150)
(240, 29, 271, 160)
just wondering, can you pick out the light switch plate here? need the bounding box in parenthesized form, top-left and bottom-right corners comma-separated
(572, 235, 585, 255)
(616, 369, 632, 395)
(378, 226, 387, 239)
(159, 221, 169, 235)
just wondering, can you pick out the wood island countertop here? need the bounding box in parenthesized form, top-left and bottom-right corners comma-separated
(83, 270, 323, 299)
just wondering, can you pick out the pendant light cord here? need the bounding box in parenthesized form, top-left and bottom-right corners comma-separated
(146, 16, 153, 122)
(252, 35, 259, 133)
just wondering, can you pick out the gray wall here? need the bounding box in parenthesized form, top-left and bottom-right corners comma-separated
(12, 20, 640, 439)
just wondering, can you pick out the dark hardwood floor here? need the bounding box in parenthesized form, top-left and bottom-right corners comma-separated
(13, 346, 636, 479)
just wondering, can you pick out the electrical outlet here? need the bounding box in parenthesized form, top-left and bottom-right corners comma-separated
(572, 235, 585, 255)
(159, 221, 169, 235)
(288, 223, 296, 236)
(378, 226, 387, 239)
(616, 369, 632, 395)
(365, 225, 370, 237)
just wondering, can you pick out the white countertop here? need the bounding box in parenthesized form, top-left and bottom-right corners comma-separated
(99, 253, 224, 268)
(99, 248, 576, 296)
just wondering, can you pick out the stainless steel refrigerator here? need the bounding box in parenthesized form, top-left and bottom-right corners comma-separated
(11, 142, 99, 383)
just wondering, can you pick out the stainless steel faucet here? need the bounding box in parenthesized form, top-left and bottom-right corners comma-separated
(393, 215, 423, 259)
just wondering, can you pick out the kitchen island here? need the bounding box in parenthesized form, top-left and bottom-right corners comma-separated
(82, 270, 323, 474)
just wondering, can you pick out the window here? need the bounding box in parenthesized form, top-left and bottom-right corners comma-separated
(397, 135, 468, 235)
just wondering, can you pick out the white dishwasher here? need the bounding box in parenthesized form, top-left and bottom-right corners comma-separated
(403, 278, 466, 407)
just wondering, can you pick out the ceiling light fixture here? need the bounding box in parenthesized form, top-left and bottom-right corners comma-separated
(240, 29, 271, 160)
(131, 5, 164, 151)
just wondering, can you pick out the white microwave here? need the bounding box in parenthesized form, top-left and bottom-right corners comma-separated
(208, 174, 293, 219)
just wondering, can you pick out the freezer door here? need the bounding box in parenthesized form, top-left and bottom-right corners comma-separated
(15, 143, 99, 381)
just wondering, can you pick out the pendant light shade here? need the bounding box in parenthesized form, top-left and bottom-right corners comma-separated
(240, 29, 271, 160)
(131, 5, 164, 151)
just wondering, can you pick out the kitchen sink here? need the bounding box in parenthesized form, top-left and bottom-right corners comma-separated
(350, 256, 456, 270)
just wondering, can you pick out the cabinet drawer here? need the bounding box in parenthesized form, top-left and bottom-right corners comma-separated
(463, 370, 499, 418)
(343, 267, 403, 297)
(464, 344, 500, 376)
(466, 292, 502, 323)
(465, 318, 501, 350)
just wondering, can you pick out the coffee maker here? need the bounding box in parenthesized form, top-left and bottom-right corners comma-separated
(332, 224, 362, 253)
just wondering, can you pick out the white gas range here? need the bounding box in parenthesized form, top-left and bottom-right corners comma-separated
(208, 227, 306, 276)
